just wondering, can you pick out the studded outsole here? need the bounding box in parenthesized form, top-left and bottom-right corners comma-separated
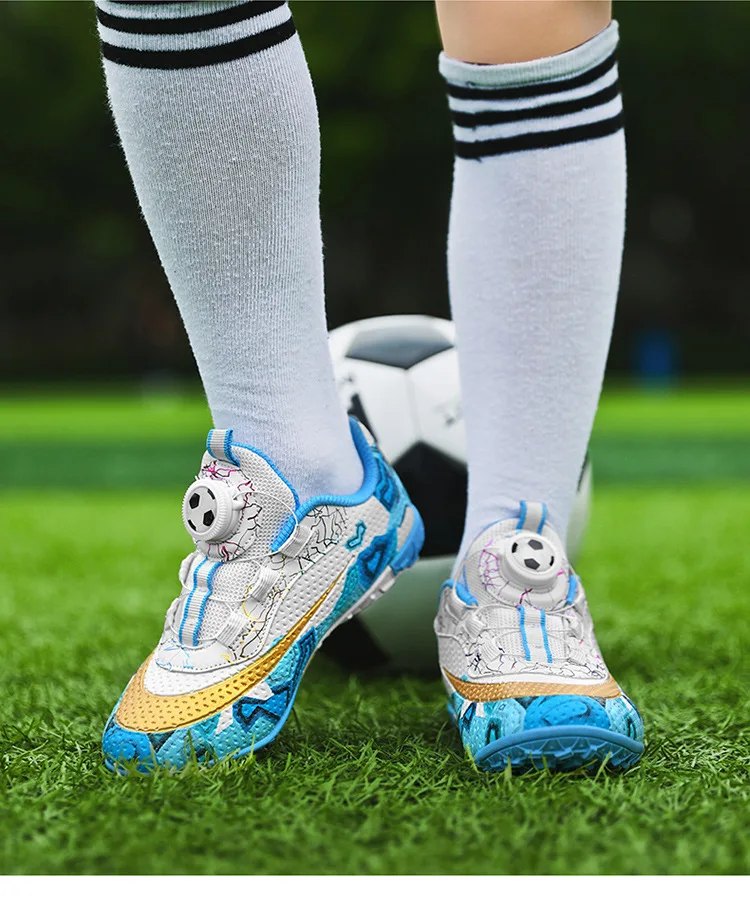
(473, 725, 644, 774)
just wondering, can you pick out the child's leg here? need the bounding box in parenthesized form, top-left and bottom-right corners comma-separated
(437, 0, 611, 64)
(434, 2, 644, 774)
(96, 1, 425, 774)
(96, 1, 361, 502)
(436, 0, 622, 563)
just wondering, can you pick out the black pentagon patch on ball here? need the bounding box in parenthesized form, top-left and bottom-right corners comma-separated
(189, 493, 200, 509)
(206, 488, 215, 500)
(528, 539, 543, 550)
(391, 443, 466, 557)
(511, 541, 518, 553)
(346, 324, 453, 370)
(202, 511, 215, 527)
(524, 557, 540, 570)
(347, 393, 377, 440)
(578, 453, 590, 491)
(319, 607, 390, 672)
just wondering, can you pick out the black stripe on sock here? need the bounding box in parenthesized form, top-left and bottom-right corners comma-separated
(97, 1, 285, 35)
(100, 16, 296, 68)
(446, 50, 617, 102)
(454, 111, 623, 159)
(452, 79, 620, 129)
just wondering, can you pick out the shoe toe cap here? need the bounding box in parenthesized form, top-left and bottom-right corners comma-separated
(455, 690, 645, 758)
(523, 694, 611, 730)
(102, 715, 161, 773)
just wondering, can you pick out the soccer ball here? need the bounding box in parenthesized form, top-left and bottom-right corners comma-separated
(322, 315, 592, 674)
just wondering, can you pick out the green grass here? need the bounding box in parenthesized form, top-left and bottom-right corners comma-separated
(1, 386, 750, 489)
(1, 384, 750, 440)
(0, 387, 211, 441)
(1, 488, 749, 874)
(0, 389, 749, 873)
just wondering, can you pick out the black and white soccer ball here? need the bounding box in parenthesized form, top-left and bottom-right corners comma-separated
(512, 536, 555, 572)
(185, 486, 217, 534)
(182, 479, 242, 543)
(323, 315, 592, 674)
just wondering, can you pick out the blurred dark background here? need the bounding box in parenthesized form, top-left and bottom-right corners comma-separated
(1, 1, 749, 385)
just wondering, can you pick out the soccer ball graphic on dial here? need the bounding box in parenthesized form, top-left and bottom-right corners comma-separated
(325, 315, 592, 674)
(182, 480, 241, 543)
(186, 487, 216, 533)
(511, 536, 555, 573)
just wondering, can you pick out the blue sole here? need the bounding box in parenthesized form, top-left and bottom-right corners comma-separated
(473, 725, 644, 773)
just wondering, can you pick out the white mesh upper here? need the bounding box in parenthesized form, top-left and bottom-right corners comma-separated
(145, 435, 394, 695)
(437, 507, 609, 685)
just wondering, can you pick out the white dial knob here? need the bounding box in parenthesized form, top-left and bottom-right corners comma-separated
(501, 531, 559, 591)
(182, 479, 242, 543)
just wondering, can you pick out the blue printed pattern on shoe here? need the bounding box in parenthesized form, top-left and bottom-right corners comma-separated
(103, 420, 423, 772)
(436, 501, 645, 773)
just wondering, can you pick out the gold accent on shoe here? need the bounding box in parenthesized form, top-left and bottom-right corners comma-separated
(116, 568, 347, 733)
(444, 669, 622, 702)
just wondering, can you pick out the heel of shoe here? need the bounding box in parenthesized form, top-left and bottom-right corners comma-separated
(392, 507, 425, 574)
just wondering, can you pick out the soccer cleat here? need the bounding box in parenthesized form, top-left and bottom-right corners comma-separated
(103, 419, 424, 773)
(435, 502, 644, 773)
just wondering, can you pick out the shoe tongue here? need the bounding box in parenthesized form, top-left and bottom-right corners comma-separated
(199, 429, 298, 559)
(462, 503, 570, 611)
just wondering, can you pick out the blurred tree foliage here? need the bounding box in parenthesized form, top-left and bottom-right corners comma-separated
(1, 1, 749, 382)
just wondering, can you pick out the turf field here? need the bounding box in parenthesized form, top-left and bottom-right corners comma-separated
(0, 387, 748, 874)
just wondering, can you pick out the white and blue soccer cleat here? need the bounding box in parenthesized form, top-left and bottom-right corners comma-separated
(103, 419, 424, 773)
(435, 502, 644, 773)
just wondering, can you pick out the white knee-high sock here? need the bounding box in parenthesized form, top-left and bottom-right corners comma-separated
(95, 1, 362, 502)
(440, 22, 625, 565)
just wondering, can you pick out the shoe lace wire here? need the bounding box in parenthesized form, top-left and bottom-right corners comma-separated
(168, 485, 311, 643)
